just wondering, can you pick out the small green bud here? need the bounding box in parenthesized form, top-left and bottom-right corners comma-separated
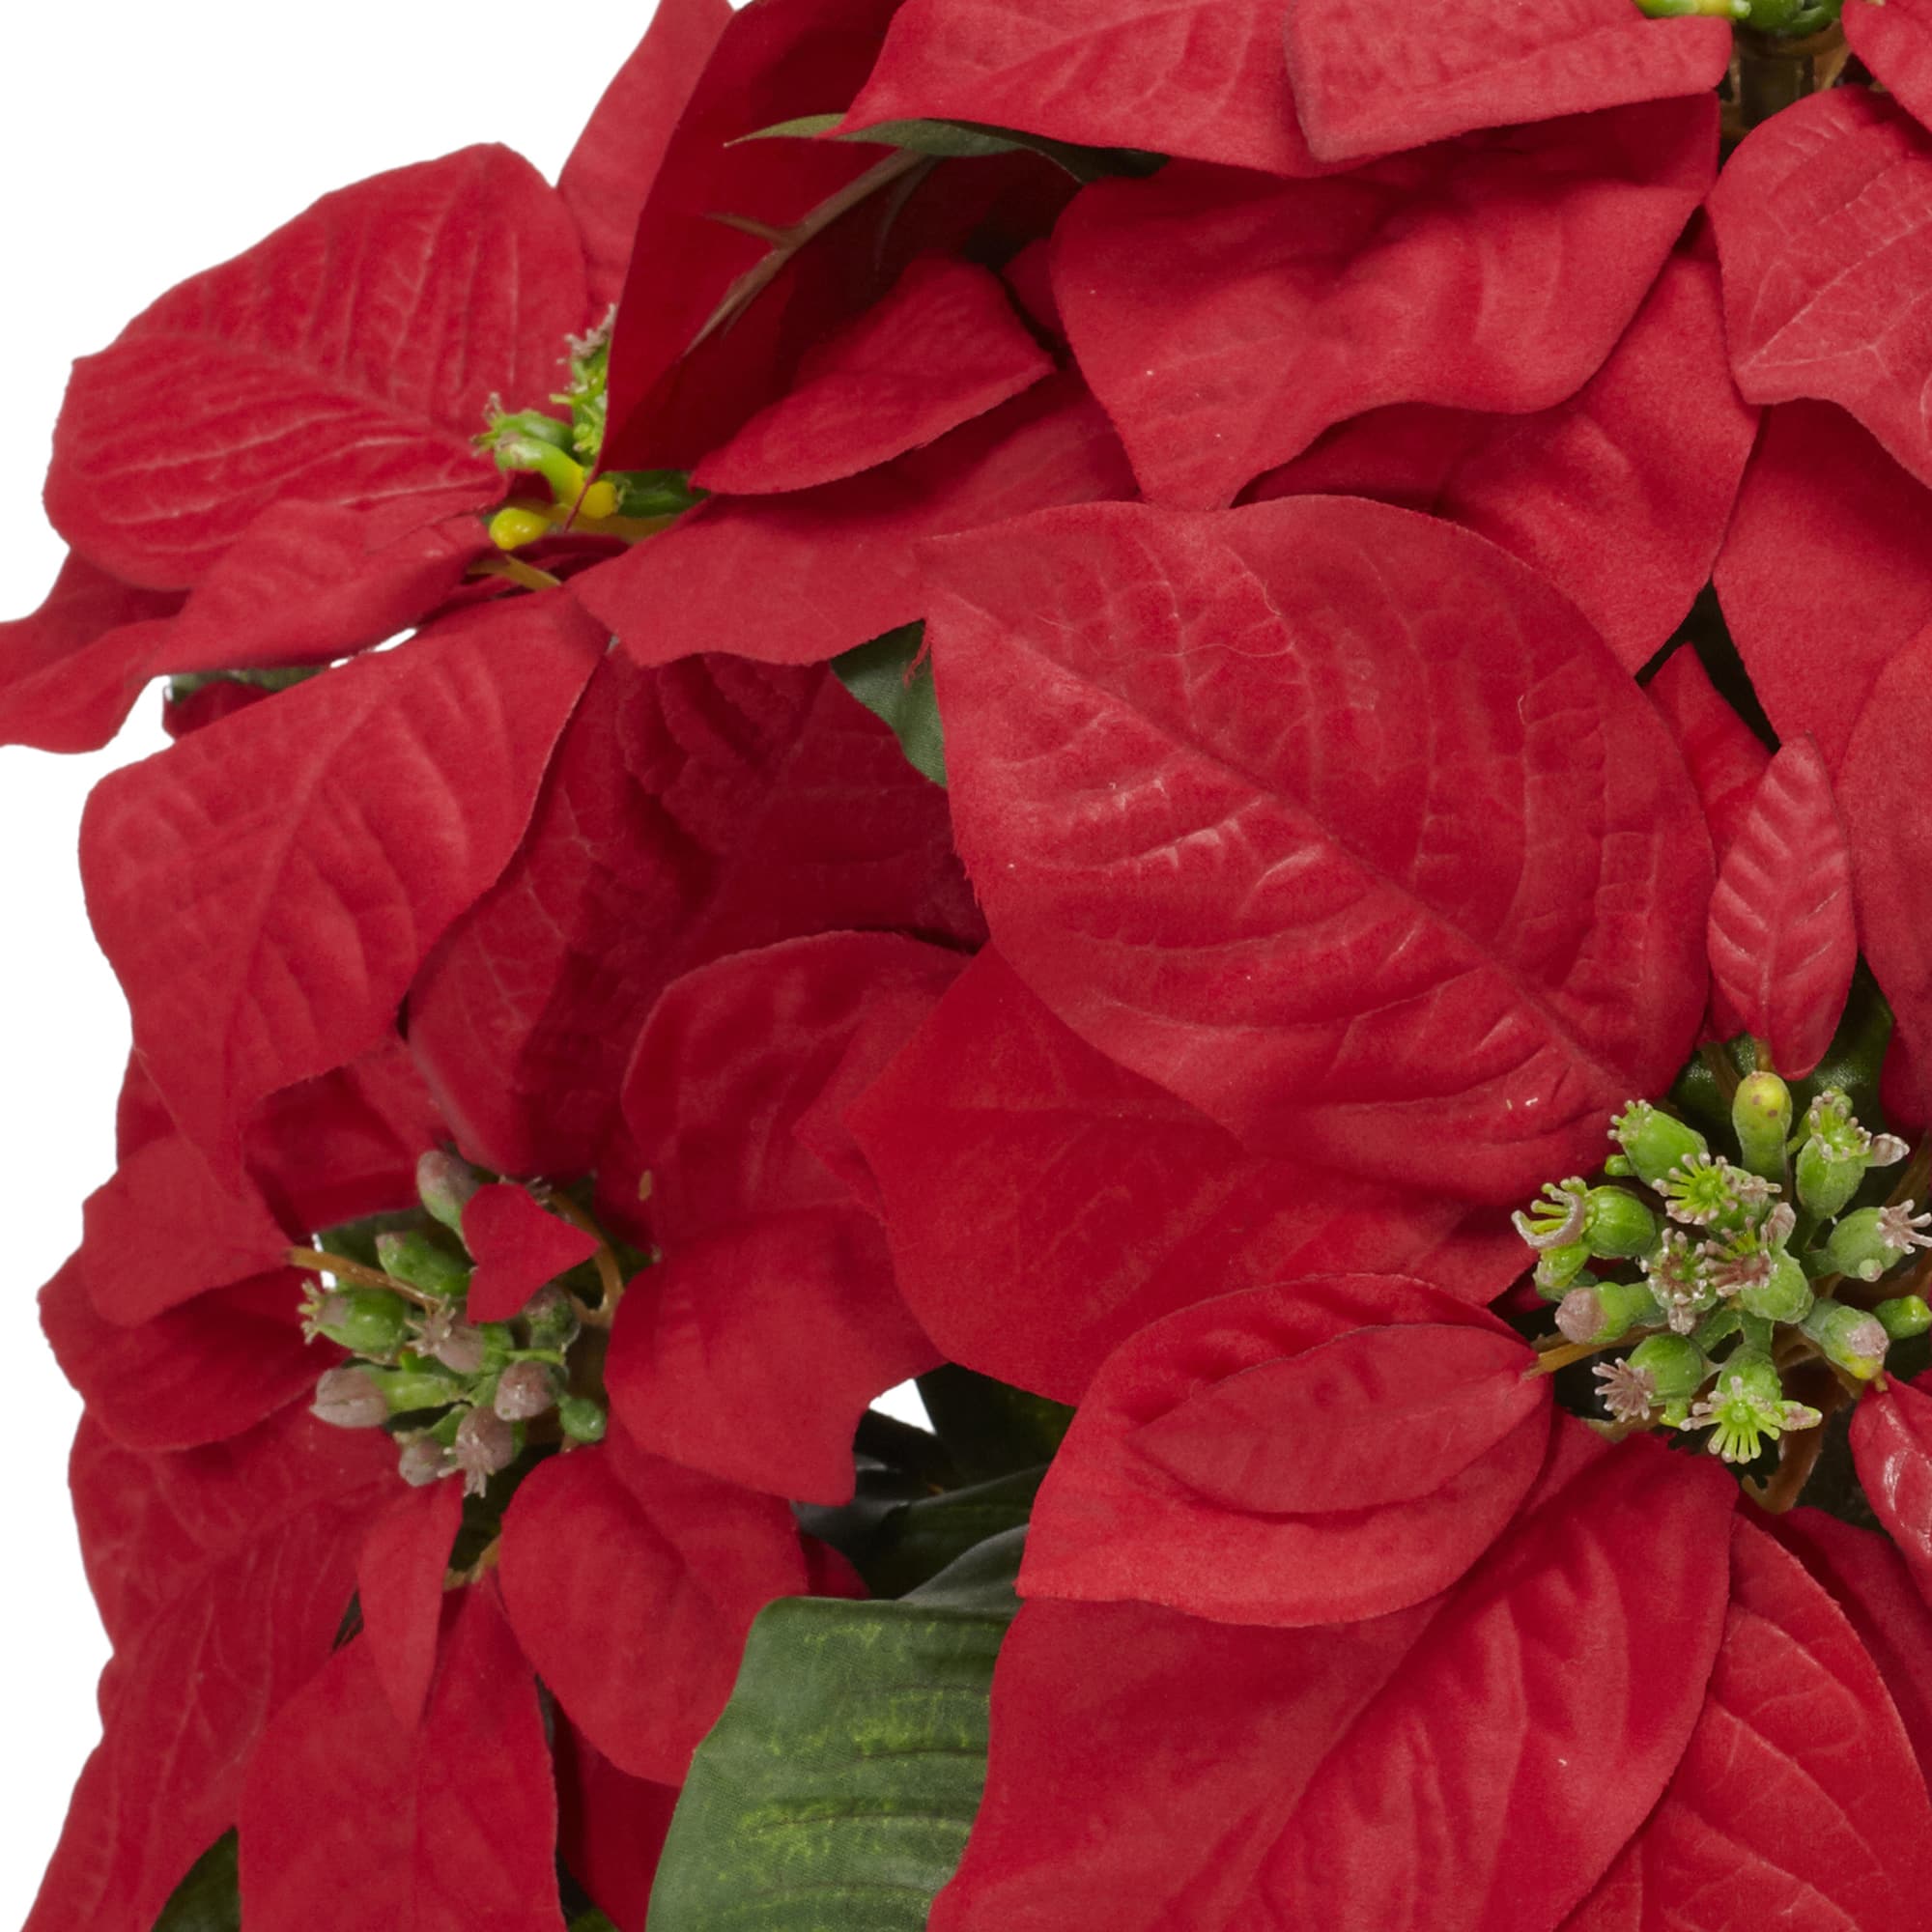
(1632, 0, 1748, 17)
(523, 1283, 582, 1350)
(1737, 1252, 1814, 1325)
(416, 1151, 487, 1235)
(1732, 1071, 1793, 1182)
(1582, 1187, 1658, 1261)
(370, 1366, 461, 1415)
(1824, 1203, 1932, 1283)
(1877, 1295, 1932, 1341)
(308, 1288, 412, 1356)
(1534, 1241, 1593, 1299)
(1803, 1299, 1891, 1381)
(1610, 1102, 1708, 1189)
(376, 1228, 472, 1299)
(1604, 1153, 1635, 1178)
(1795, 1138, 1866, 1220)
(1556, 1278, 1661, 1347)
(558, 1394, 607, 1443)
(1628, 1332, 1712, 1403)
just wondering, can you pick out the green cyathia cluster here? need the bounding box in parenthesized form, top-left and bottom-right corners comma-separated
(1518, 1075, 1932, 1464)
(306, 1151, 608, 1493)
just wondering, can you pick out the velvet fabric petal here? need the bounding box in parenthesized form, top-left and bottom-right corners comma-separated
(1054, 98, 1717, 508)
(81, 597, 603, 1171)
(925, 497, 1712, 1202)
(846, 948, 1522, 1403)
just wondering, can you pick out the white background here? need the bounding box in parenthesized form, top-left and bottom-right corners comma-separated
(0, 5, 686, 1917)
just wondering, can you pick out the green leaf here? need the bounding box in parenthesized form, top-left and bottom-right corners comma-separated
(918, 1363, 1074, 1483)
(645, 1532, 1023, 1932)
(801, 1466, 1043, 1599)
(740, 113, 1161, 185)
(833, 624, 946, 786)
(152, 1833, 240, 1932)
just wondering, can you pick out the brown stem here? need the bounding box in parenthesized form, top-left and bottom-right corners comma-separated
(691, 150, 931, 355)
(532, 1189, 626, 1326)
(1527, 1327, 1663, 1377)
(445, 1535, 500, 1590)
(286, 1246, 439, 1310)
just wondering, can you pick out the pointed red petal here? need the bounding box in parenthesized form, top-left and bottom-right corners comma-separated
(1285, 0, 1731, 161)
(1711, 89, 1932, 496)
(559, 0, 733, 313)
(1846, 0, 1932, 134)
(573, 374, 1133, 668)
(496, 1423, 808, 1784)
(81, 597, 602, 1170)
(407, 654, 979, 1179)
(600, 0, 907, 470)
(462, 1185, 602, 1321)
(0, 553, 182, 752)
(847, 948, 1522, 1402)
(925, 498, 1712, 1202)
(1055, 99, 1717, 508)
(1776, 1506, 1932, 1777)
(41, 1257, 317, 1451)
(1025, 1277, 1548, 1625)
(1562, 1515, 1932, 1931)
(79, 1132, 291, 1325)
(694, 254, 1052, 495)
(1252, 248, 1756, 673)
(151, 493, 496, 675)
(239, 1585, 558, 1932)
(1706, 737, 1855, 1075)
(1714, 402, 1932, 775)
(846, 0, 1329, 176)
(554, 1717, 681, 1932)
(356, 1480, 465, 1731)
(936, 1426, 1734, 1932)
(1837, 633, 1932, 1102)
(1646, 649, 1770, 865)
(46, 148, 584, 589)
(604, 933, 958, 1498)
(28, 1410, 390, 1932)
(1851, 1377, 1932, 1610)
(244, 1037, 445, 1235)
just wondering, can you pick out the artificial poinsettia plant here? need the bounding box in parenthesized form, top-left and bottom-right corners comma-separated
(16, 0, 1932, 1924)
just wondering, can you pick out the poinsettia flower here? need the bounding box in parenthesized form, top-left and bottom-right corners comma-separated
(601, 931, 966, 1502)
(917, 495, 1713, 1204)
(1646, 647, 1770, 864)
(0, 2, 715, 753)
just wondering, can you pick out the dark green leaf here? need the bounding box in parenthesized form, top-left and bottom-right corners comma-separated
(152, 1833, 240, 1932)
(645, 1533, 1022, 1932)
(833, 625, 945, 786)
(739, 113, 1161, 184)
(918, 1363, 1073, 1483)
(801, 1466, 1042, 1599)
